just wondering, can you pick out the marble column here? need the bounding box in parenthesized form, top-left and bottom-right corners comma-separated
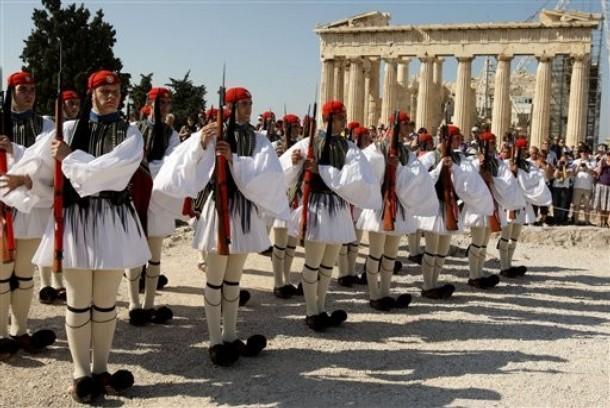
(380, 58, 398, 126)
(431, 57, 444, 131)
(396, 58, 410, 113)
(364, 58, 380, 127)
(566, 54, 588, 147)
(343, 60, 351, 107)
(332, 59, 344, 101)
(491, 54, 512, 140)
(453, 56, 474, 134)
(320, 58, 334, 106)
(416, 55, 434, 132)
(530, 55, 553, 148)
(347, 58, 365, 123)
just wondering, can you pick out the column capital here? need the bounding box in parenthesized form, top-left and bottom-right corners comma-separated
(496, 54, 514, 62)
(535, 53, 554, 62)
(570, 53, 587, 62)
(433, 56, 445, 64)
(456, 55, 474, 63)
(418, 54, 436, 63)
(382, 57, 398, 64)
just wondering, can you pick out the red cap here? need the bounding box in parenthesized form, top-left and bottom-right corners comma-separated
(283, 114, 300, 125)
(322, 100, 345, 120)
(262, 111, 275, 120)
(448, 124, 461, 137)
(515, 137, 528, 149)
(8, 71, 35, 87)
(88, 70, 120, 91)
(480, 131, 496, 142)
(347, 121, 360, 130)
(418, 132, 433, 143)
(61, 90, 79, 101)
(140, 105, 151, 117)
(353, 126, 369, 137)
(388, 111, 410, 124)
(147, 87, 172, 100)
(206, 107, 219, 118)
(225, 87, 252, 104)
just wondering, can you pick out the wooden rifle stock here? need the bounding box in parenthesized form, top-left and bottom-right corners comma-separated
(53, 91, 64, 272)
(480, 141, 502, 233)
(439, 125, 459, 231)
(382, 111, 400, 231)
(214, 90, 231, 256)
(299, 103, 317, 239)
(0, 89, 15, 263)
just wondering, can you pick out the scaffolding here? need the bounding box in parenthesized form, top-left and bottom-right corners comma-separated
(585, 24, 603, 147)
(549, 55, 571, 141)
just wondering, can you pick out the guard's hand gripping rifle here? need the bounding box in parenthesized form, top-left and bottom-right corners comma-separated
(382, 111, 400, 231)
(214, 71, 232, 256)
(299, 101, 317, 240)
(438, 116, 459, 231)
(0, 74, 16, 263)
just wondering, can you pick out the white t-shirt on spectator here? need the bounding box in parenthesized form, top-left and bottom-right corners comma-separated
(572, 157, 596, 190)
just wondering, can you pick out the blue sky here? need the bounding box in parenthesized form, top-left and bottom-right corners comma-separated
(1, 0, 608, 135)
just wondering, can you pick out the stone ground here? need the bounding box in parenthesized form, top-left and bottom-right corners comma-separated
(1, 227, 608, 407)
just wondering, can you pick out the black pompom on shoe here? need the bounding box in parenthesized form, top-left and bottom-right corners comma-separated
(235, 335, 267, 357)
(151, 306, 173, 324)
(12, 330, 56, 353)
(156, 274, 169, 290)
(0, 338, 19, 360)
(354, 273, 367, 285)
(209, 343, 239, 367)
(395, 294, 412, 309)
(273, 285, 294, 299)
(294, 283, 304, 296)
(239, 290, 251, 307)
(129, 308, 152, 326)
(55, 288, 67, 302)
(337, 276, 354, 288)
(93, 370, 134, 395)
(421, 286, 446, 300)
(500, 268, 521, 278)
(70, 376, 100, 404)
(305, 315, 326, 332)
(513, 265, 527, 276)
(468, 275, 500, 289)
(441, 284, 456, 299)
(369, 297, 394, 311)
(393, 261, 403, 274)
(327, 310, 348, 327)
(39, 287, 57, 305)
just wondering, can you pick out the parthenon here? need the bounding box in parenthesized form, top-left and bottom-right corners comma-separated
(315, 9, 601, 148)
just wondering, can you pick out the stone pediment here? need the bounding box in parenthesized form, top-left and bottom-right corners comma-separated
(317, 11, 390, 29)
(540, 9, 602, 24)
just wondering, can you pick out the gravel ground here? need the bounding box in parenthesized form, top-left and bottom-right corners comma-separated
(1, 227, 608, 407)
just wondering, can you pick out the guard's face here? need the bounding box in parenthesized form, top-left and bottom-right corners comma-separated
(235, 99, 252, 122)
(331, 111, 346, 135)
(12, 84, 36, 111)
(93, 84, 121, 115)
(150, 97, 172, 117)
(63, 98, 81, 119)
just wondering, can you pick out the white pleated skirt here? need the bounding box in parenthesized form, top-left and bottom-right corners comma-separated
(356, 207, 417, 236)
(14, 207, 52, 239)
(33, 199, 151, 270)
(193, 195, 271, 254)
(288, 194, 356, 244)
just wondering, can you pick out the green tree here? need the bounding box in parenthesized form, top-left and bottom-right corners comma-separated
(129, 73, 153, 113)
(20, 0, 129, 114)
(165, 71, 206, 129)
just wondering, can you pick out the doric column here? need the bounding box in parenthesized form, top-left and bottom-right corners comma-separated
(491, 54, 512, 140)
(380, 58, 398, 126)
(566, 54, 588, 147)
(347, 58, 365, 123)
(396, 58, 410, 113)
(332, 59, 344, 101)
(431, 57, 444, 132)
(416, 55, 434, 131)
(364, 58, 380, 127)
(530, 55, 553, 148)
(320, 58, 334, 106)
(343, 60, 351, 105)
(453, 56, 474, 134)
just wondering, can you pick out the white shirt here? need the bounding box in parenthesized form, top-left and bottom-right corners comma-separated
(572, 157, 596, 190)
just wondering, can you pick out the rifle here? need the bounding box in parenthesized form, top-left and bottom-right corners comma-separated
(299, 95, 317, 240)
(214, 66, 231, 255)
(53, 41, 65, 273)
(382, 111, 400, 231)
(0, 71, 15, 263)
(437, 114, 459, 231)
(479, 136, 502, 233)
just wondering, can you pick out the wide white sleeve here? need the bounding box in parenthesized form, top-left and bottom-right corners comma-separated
(152, 131, 215, 199)
(452, 160, 494, 215)
(61, 125, 144, 197)
(360, 143, 385, 184)
(279, 137, 308, 188)
(318, 142, 382, 210)
(149, 129, 181, 179)
(396, 159, 439, 216)
(229, 133, 290, 220)
(491, 161, 526, 209)
(0, 132, 55, 212)
(518, 165, 552, 206)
